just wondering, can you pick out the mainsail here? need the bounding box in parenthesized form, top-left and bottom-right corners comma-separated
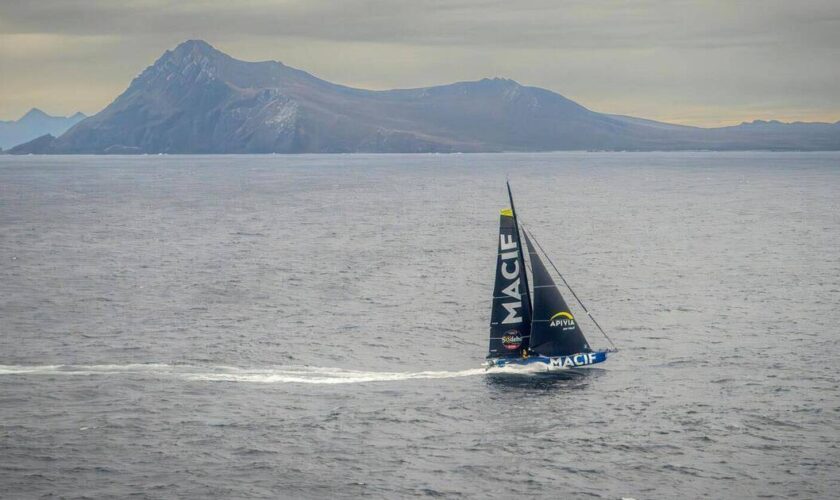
(487, 208, 532, 358)
(523, 231, 592, 357)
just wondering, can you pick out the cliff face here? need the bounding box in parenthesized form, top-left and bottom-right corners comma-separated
(10, 40, 840, 153)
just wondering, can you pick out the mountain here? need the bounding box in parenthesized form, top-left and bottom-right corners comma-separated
(0, 108, 86, 150)
(9, 40, 840, 153)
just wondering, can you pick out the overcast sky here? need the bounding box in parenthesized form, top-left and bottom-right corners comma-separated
(1, 0, 838, 126)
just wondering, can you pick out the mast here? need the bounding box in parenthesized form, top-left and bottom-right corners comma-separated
(506, 180, 533, 335)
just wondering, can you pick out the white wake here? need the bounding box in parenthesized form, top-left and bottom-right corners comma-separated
(0, 364, 486, 384)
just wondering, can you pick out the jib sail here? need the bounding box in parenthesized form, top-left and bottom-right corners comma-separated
(523, 231, 592, 357)
(488, 208, 532, 358)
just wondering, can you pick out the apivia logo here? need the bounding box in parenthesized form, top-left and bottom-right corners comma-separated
(549, 311, 576, 330)
(501, 329, 523, 350)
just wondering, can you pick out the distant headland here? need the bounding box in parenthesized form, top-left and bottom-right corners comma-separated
(7, 40, 840, 154)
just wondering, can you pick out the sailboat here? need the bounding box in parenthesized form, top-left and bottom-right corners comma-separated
(485, 181, 616, 372)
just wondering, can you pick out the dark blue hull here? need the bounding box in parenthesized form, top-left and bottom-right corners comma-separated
(485, 350, 609, 371)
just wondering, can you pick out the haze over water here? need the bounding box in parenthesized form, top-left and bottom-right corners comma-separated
(1, 153, 838, 498)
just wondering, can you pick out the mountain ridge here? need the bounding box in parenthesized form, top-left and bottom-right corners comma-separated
(8, 40, 840, 153)
(0, 108, 86, 150)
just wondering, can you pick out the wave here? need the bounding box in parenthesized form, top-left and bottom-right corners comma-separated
(0, 363, 486, 385)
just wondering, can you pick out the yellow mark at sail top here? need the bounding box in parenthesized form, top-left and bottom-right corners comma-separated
(500, 208, 513, 217)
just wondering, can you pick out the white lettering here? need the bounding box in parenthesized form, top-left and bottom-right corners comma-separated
(501, 278, 521, 300)
(501, 260, 519, 280)
(500, 250, 518, 261)
(549, 318, 576, 328)
(500, 234, 517, 251)
(498, 233, 522, 325)
(501, 302, 522, 324)
(501, 252, 519, 260)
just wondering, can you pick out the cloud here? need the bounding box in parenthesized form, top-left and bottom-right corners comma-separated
(3, 0, 838, 49)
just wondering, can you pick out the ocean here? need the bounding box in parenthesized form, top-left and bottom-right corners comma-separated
(1, 153, 838, 498)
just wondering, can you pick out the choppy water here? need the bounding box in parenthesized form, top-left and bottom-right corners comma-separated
(1, 153, 839, 499)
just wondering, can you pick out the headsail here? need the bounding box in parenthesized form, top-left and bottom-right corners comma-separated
(523, 231, 592, 357)
(488, 208, 532, 358)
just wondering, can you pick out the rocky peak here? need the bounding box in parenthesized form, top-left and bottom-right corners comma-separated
(138, 39, 230, 89)
(167, 40, 224, 62)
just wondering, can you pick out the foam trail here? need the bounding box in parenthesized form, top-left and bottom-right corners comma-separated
(187, 367, 487, 384)
(0, 364, 486, 384)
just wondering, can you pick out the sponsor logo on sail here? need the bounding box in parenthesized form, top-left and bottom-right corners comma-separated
(498, 233, 524, 325)
(549, 311, 576, 330)
(501, 329, 523, 350)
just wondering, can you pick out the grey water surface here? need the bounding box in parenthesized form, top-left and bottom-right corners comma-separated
(1, 153, 838, 499)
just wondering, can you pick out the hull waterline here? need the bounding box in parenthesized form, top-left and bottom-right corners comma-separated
(484, 350, 609, 373)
